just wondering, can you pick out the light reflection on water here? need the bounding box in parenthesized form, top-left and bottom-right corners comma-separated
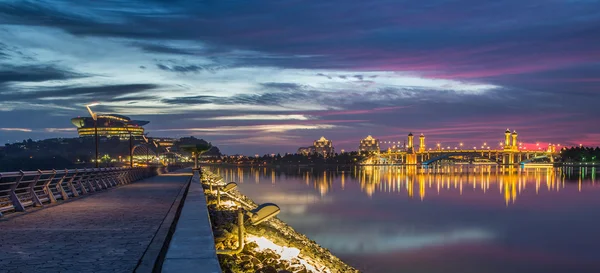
(209, 165, 600, 273)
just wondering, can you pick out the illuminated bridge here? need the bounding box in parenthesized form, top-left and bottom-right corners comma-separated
(362, 129, 559, 166)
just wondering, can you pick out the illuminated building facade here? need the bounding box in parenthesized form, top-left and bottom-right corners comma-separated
(71, 114, 149, 139)
(313, 136, 334, 156)
(359, 135, 380, 153)
(419, 133, 426, 152)
(155, 138, 177, 147)
(297, 147, 315, 155)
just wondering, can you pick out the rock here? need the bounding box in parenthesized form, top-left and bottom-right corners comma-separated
(261, 266, 278, 273)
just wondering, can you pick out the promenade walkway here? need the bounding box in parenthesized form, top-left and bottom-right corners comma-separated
(0, 170, 192, 273)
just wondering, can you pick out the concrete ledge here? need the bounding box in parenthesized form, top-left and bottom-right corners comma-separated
(135, 170, 192, 273)
(162, 171, 221, 273)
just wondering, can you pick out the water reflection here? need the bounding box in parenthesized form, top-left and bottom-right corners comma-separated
(213, 165, 598, 206)
(209, 165, 600, 273)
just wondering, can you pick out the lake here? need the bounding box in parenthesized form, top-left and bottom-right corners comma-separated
(208, 165, 600, 273)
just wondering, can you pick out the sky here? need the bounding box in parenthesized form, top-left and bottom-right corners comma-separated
(0, 0, 599, 155)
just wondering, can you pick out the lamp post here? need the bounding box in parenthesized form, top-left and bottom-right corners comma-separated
(86, 103, 99, 168)
(125, 127, 134, 167)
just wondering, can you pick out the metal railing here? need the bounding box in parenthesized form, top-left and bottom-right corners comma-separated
(0, 167, 159, 217)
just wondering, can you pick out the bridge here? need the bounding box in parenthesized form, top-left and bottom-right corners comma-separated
(362, 129, 559, 166)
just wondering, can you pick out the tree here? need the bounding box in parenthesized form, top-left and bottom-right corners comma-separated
(180, 143, 212, 169)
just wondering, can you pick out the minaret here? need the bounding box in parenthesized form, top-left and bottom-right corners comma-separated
(407, 132, 414, 151)
(419, 133, 425, 152)
(504, 129, 511, 148)
(511, 130, 518, 150)
(406, 132, 417, 164)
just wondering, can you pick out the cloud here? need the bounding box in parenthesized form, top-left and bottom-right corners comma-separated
(155, 124, 340, 134)
(205, 114, 313, 121)
(44, 128, 76, 133)
(0, 0, 599, 153)
(0, 128, 32, 132)
(0, 65, 84, 84)
(1, 83, 161, 102)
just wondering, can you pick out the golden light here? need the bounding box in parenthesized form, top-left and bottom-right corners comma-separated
(246, 235, 322, 272)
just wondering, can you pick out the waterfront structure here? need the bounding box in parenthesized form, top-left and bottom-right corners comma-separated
(71, 114, 149, 139)
(406, 132, 414, 153)
(419, 133, 426, 152)
(359, 135, 380, 153)
(363, 129, 559, 166)
(154, 138, 178, 147)
(313, 136, 334, 156)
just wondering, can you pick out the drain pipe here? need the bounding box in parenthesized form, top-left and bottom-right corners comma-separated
(216, 209, 245, 255)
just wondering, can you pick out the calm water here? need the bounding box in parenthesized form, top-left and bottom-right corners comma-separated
(208, 165, 600, 273)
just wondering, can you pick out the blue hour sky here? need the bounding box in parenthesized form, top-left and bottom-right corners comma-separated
(0, 0, 599, 155)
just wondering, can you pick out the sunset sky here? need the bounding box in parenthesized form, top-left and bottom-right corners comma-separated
(1, 0, 599, 154)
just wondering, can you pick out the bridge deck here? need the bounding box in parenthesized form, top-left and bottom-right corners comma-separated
(0, 171, 191, 273)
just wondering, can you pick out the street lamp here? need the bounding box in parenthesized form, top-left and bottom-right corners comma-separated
(125, 127, 133, 167)
(86, 103, 99, 168)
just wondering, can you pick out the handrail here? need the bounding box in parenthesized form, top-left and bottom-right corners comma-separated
(0, 167, 160, 217)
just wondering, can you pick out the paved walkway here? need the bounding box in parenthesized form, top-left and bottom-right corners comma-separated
(0, 172, 191, 273)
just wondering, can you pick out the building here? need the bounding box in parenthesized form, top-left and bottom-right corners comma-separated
(71, 114, 149, 139)
(359, 135, 380, 153)
(297, 146, 315, 155)
(154, 138, 178, 148)
(313, 136, 334, 156)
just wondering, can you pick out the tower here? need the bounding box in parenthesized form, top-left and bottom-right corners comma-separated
(419, 133, 425, 152)
(406, 132, 417, 164)
(504, 129, 511, 148)
(511, 130, 518, 150)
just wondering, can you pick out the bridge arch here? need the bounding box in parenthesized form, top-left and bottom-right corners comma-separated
(422, 152, 498, 165)
(519, 155, 550, 164)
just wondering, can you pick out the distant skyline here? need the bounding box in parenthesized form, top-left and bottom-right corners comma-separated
(1, 1, 599, 155)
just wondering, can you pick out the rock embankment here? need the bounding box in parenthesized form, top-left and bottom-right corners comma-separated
(201, 169, 359, 273)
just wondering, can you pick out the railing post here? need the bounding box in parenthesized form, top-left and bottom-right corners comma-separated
(55, 170, 70, 200)
(10, 171, 26, 212)
(68, 170, 82, 196)
(42, 170, 58, 204)
(84, 169, 97, 192)
(29, 170, 44, 207)
(98, 168, 109, 189)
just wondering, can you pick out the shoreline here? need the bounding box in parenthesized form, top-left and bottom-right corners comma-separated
(207, 162, 600, 167)
(200, 168, 359, 273)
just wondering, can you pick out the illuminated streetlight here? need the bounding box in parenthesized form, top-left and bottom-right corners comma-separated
(86, 103, 100, 168)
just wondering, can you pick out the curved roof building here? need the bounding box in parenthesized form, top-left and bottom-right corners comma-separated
(71, 114, 149, 139)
